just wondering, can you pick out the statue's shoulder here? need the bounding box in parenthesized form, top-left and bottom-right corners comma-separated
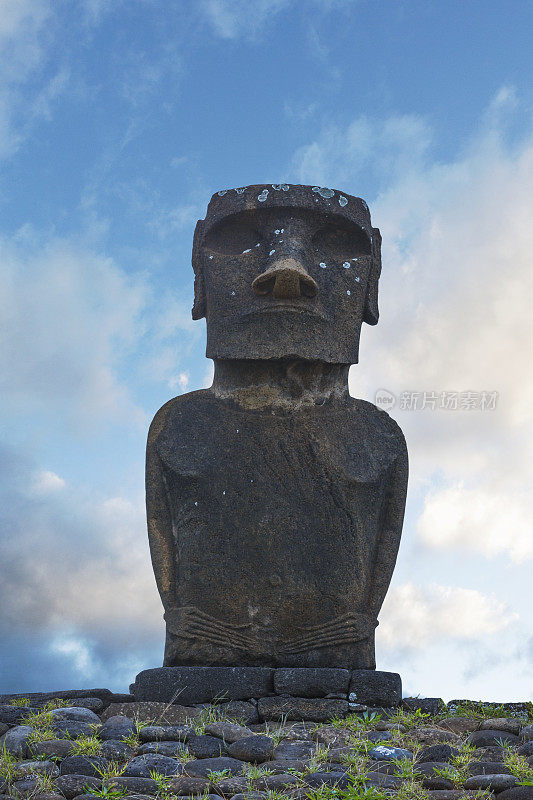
(147, 389, 215, 446)
(349, 397, 407, 453)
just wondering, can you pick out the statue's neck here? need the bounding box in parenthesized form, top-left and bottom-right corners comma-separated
(211, 359, 350, 411)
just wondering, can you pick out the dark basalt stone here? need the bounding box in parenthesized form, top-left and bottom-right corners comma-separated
(133, 666, 274, 705)
(273, 668, 350, 697)
(258, 695, 349, 722)
(349, 670, 402, 707)
(144, 184, 408, 672)
(227, 735, 274, 763)
(467, 730, 520, 748)
(182, 757, 245, 778)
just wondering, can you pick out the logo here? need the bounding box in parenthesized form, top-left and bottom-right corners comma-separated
(375, 388, 396, 411)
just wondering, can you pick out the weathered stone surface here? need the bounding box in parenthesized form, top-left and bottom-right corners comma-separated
(306, 771, 351, 788)
(369, 745, 413, 761)
(467, 761, 513, 776)
(98, 715, 135, 740)
(138, 741, 188, 756)
(518, 741, 533, 756)
(367, 730, 392, 743)
(182, 757, 245, 778)
(521, 725, 533, 741)
(139, 724, 192, 742)
(60, 756, 110, 778)
(123, 754, 182, 778)
(254, 773, 299, 790)
(0, 705, 34, 725)
(54, 774, 101, 799)
(106, 777, 159, 796)
(348, 670, 401, 707)
(227, 735, 274, 763)
(0, 689, 112, 705)
(100, 740, 134, 761)
(0, 724, 33, 756)
(145, 185, 407, 670)
(416, 744, 460, 763)
(17, 760, 59, 777)
(211, 777, 248, 795)
(438, 717, 479, 735)
(273, 668, 350, 697)
(204, 722, 253, 742)
(187, 734, 227, 758)
(258, 695, 348, 722)
(100, 701, 201, 723)
(314, 726, 353, 748)
(463, 774, 518, 792)
(52, 720, 95, 739)
(134, 666, 274, 705)
(402, 697, 445, 715)
(215, 700, 259, 725)
(480, 718, 523, 735)
(49, 707, 101, 725)
(468, 729, 520, 748)
(166, 776, 210, 796)
(409, 727, 461, 746)
(28, 740, 74, 760)
(498, 789, 533, 800)
(414, 761, 450, 777)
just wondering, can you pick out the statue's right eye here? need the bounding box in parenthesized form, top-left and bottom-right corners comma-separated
(204, 216, 264, 255)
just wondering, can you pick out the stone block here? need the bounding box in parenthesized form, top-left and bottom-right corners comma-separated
(133, 666, 274, 705)
(273, 668, 350, 698)
(348, 670, 401, 707)
(257, 695, 349, 722)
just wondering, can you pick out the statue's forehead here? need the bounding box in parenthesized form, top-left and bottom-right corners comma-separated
(201, 183, 373, 236)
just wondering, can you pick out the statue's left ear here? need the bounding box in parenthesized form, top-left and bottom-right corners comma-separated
(363, 226, 381, 326)
(191, 220, 206, 320)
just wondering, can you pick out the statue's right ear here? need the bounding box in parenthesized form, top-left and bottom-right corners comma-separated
(191, 220, 206, 320)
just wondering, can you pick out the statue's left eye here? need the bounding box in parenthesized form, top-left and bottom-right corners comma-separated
(204, 213, 264, 255)
(312, 222, 370, 260)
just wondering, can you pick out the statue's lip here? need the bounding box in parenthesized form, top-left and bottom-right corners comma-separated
(240, 303, 328, 321)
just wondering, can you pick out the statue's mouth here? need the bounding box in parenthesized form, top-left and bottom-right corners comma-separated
(240, 303, 328, 321)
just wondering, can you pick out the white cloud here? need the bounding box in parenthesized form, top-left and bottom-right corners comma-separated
(418, 483, 533, 564)
(379, 583, 517, 650)
(0, 231, 148, 430)
(32, 469, 66, 494)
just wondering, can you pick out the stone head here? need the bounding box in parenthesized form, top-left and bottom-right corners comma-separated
(192, 184, 382, 364)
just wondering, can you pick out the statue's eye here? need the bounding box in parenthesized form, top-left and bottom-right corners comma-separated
(312, 222, 371, 260)
(204, 215, 264, 255)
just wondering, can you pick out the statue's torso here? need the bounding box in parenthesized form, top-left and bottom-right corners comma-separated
(148, 390, 407, 668)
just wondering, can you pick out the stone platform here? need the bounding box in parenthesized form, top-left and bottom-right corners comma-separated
(132, 666, 402, 712)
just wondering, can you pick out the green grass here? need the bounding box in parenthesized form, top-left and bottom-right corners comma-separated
(71, 735, 103, 757)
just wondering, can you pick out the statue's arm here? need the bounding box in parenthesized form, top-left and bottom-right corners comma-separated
(367, 434, 409, 618)
(145, 408, 176, 609)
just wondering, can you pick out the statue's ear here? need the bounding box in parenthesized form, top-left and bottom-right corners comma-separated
(363, 226, 381, 326)
(191, 220, 206, 320)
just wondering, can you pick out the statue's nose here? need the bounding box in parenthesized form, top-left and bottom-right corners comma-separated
(252, 257, 318, 300)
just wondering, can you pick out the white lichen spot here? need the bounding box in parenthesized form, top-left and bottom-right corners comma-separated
(355, 276, 360, 282)
(222, 490, 226, 495)
(258, 189, 269, 202)
(250, 479, 254, 483)
(231, 291, 236, 296)
(255, 242, 261, 247)
(280, 228, 284, 233)
(281, 184, 289, 191)
(209, 255, 214, 259)
(271, 184, 281, 190)
(194, 501, 198, 506)
(347, 289, 351, 296)
(236, 429, 239, 433)
(217, 189, 228, 196)
(242, 248, 252, 253)
(275, 229, 280, 234)
(269, 249, 275, 256)
(352, 257, 358, 261)
(362, 199, 369, 211)
(343, 261, 350, 269)
(319, 262, 327, 269)
(313, 186, 334, 199)
(339, 195, 348, 207)
(235, 187, 245, 194)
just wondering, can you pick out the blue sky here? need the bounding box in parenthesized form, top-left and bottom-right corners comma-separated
(1, 0, 532, 700)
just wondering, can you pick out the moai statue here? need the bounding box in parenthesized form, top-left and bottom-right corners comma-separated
(146, 184, 408, 670)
